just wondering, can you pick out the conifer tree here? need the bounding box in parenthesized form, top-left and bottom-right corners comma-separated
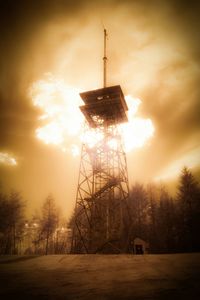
(177, 167, 200, 251)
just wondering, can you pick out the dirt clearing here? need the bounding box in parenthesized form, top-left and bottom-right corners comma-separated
(0, 253, 200, 299)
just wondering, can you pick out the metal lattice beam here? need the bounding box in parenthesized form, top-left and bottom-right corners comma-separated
(71, 118, 129, 253)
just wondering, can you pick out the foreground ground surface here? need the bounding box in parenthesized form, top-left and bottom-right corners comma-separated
(0, 254, 200, 299)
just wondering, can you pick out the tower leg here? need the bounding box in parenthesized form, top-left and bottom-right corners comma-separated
(71, 124, 129, 254)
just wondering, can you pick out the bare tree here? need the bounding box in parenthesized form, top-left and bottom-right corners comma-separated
(146, 183, 159, 252)
(156, 186, 176, 253)
(0, 191, 25, 254)
(128, 183, 149, 242)
(40, 194, 59, 255)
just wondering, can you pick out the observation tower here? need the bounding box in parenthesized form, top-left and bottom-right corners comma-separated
(71, 30, 129, 253)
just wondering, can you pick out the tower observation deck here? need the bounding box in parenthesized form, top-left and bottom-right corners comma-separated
(80, 85, 128, 127)
(71, 31, 130, 253)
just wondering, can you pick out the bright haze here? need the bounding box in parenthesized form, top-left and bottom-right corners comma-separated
(0, 0, 200, 218)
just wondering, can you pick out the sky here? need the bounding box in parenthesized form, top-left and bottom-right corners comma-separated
(0, 0, 200, 218)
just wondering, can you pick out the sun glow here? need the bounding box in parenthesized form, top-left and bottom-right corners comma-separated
(81, 128, 104, 149)
(29, 74, 154, 155)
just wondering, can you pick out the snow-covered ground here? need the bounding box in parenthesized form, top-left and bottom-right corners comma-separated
(0, 253, 200, 299)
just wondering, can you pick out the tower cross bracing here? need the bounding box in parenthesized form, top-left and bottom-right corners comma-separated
(71, 85, 130, 253)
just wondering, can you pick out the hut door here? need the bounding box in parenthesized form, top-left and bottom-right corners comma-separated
(135, 244, 143, 254)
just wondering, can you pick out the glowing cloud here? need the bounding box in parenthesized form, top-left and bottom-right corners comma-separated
(121, 96, 155, 152)
(0, 152, 17, 166)
(29, 74, 155, 155)
(36, 122, 64, 145)
(154, 146, 200, 181)
(29, 73, 84, 146)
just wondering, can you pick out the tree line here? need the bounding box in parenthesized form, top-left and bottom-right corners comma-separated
(126, 167, 200, 253)
(0, 193, 70, 255)
(0, 167, 199, 254)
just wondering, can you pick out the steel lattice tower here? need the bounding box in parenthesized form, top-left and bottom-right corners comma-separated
(71, 30, 129, 253)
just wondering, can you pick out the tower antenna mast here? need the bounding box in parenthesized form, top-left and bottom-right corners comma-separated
(103, 28, 108, 88)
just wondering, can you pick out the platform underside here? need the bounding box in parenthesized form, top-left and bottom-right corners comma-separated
(80, 85, 128, 127)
